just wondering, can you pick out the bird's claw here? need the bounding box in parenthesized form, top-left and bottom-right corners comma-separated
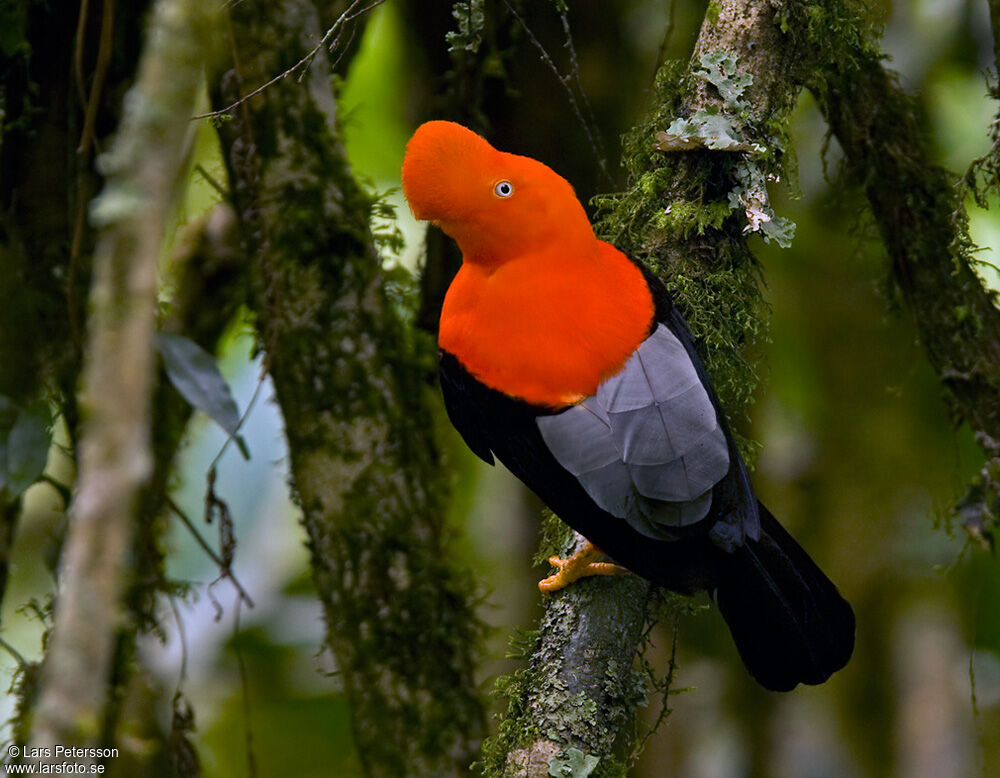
(537, 544, 630, 593)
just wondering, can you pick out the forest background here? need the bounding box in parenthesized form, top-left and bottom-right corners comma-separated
(2, 1, 1000, 777)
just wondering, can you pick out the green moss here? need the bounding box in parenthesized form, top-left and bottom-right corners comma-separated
(781, 0, 1000, 541)
(772, 0, 883, 82)
(474, 660, 539, 775)
(594, 58, 770, 434)
(532, 510, 576, 568)
(704, 0, 720, 26)
(653, 199, 732, 236)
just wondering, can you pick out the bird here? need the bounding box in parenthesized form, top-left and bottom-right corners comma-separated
(401, 120, 855, 692)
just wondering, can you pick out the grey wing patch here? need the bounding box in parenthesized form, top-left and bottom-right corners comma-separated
(535, 399, 632, 517)
(537, 324, 730, 537)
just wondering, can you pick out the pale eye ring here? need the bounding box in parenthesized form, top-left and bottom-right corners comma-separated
(494, 180, 514, 198)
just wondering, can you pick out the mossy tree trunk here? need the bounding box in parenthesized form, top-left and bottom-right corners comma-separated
(481, 3, 811, 776)
(212, 2, 486, 775)
(485, 0, 1000, 773)
(0, 0, 153, 623)
(800, 4, 1000, 543)
(25, 0, 218, 762)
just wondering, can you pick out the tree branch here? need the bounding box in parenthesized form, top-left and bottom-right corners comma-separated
(213, 2, 486, 775)
(819, 59, 1000, 433)
(128, 204, 246, 629)
(796, 2, 1000, 542)
(485, 2, 812, 775)
(988, 0, 1000, 81)
(25, 0, 217, 759)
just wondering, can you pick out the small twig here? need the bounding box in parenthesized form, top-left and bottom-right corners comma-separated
(557, 11, 611, 186)
(206, 368, 265, 474)
(327, 19, 358, 75)
(193, 0, 383, 120)
(0, 635, 26, 666)
(502, 0, 611, 186)
(194, 163, 231, 202)
(165, 494, 254, 608)
(168, 594, 189, 691)
(966, 572, 989, 778)
(638, 614, 680, 756)
(233, 599, 258, 778)
(38, 474, 73, 508)
(77, 0, 114, 156)
(74, 0, 92, 108)
(67, 176, 89, 360)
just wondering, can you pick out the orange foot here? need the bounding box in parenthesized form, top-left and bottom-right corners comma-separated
(538, 540, 630, 593)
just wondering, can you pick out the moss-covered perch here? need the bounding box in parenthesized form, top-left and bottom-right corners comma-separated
(212, 2, 486, 775)
(479, 3, 811, 775)
(800, 7, 1000, 543)
(25, 0, 217, 760)
(486, 1, 1000, 771)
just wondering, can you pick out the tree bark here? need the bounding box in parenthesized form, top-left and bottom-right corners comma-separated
(26, 0, 217, 760)
(100, 205, 245, 769)
(485, 2, 809, 775)
(0, 0, 152, 619)
(821, 60, 1000, 425)
(213, 3, 486, 775)
(128, 204, 245, 632)
(988, 0, 1000, 77)
(801, 4, 1000, 540)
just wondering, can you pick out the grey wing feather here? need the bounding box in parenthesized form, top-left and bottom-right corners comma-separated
(537, 324, 730, 537)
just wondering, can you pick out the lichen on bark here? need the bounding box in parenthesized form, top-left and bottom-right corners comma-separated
(480, 3, 815, 776)
(212, 2, 486, 775)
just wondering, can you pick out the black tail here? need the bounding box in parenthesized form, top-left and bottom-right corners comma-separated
(714, 502, 855, 691)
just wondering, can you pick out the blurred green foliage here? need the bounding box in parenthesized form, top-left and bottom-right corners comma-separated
(4, 1, 1000, 776)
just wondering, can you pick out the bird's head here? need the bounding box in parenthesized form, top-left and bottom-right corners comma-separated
(401, 121, 595, 268)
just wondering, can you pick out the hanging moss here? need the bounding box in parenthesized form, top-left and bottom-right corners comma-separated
(774, 0, 1000, 545)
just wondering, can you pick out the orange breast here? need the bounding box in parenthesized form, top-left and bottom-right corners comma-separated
(439, 241, 654, 407)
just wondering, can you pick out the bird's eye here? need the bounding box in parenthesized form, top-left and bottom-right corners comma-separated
(494, 180, 514, 198)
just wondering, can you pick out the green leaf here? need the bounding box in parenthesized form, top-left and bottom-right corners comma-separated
(548, 747, 600, 778)
(0, 397, 52, 499)
(156, 333, 249, 459)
